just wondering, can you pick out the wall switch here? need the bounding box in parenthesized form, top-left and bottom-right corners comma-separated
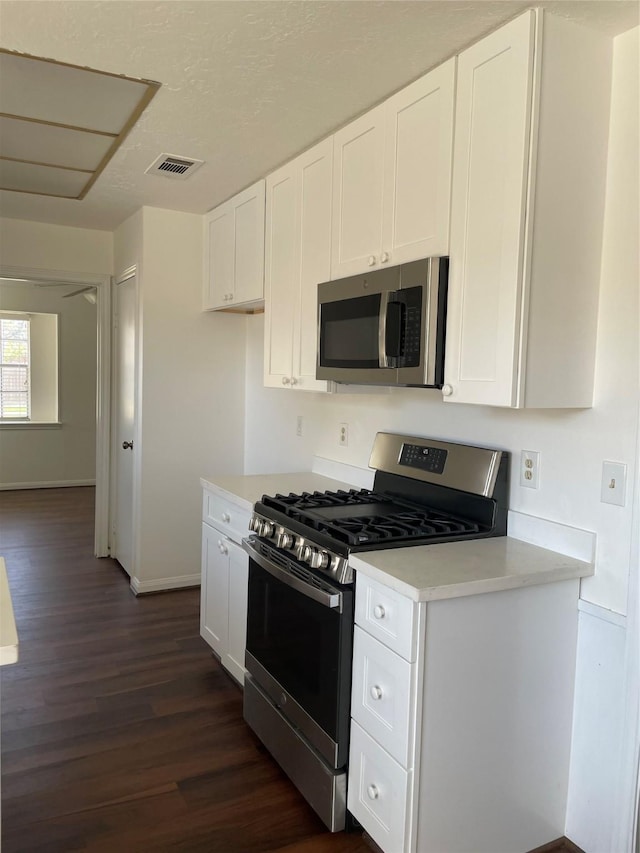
(601, 461, 627, 506)
(339, 423, 349, 447)
(296, 416, 303, 437)
(520, 450, 540, 489)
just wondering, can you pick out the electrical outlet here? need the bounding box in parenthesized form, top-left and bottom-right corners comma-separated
(601, 461, 626, 506)
(338, 423, 349, 447)
(296, 415, 303, 437)
(520, 450, 540, 489)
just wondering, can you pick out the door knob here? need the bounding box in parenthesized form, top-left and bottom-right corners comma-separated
(122, 440, 133, 450)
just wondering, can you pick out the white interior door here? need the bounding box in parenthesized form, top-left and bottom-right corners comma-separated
(112, 272, 136, 575)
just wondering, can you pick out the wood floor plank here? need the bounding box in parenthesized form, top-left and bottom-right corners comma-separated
(0, 487, 366, 852)
(0, 487, 576, 853)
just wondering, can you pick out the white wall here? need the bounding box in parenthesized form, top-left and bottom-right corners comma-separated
(29, 312, 59, 422)
(0, 217, 112, 275)
(0, 284, 97, 487)
(114, 207, 247, 590)
(565, 26, 639, 853)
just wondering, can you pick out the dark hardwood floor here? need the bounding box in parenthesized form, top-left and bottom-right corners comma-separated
(0, 487, 370, 853)
(0, 487, 577, 853)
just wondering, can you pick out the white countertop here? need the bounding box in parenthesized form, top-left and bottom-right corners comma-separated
(0, 557, 19, 666)
(201, 470, 594, 603)
(200, 471, 360, 513)
(350, 536, 594, 602)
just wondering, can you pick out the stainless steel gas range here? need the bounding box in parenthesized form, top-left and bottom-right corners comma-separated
(242, 432, 509, 832)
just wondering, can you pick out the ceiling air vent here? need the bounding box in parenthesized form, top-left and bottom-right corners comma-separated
(145, 153, 204, 180)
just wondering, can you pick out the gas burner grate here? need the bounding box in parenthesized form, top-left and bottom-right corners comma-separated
(325, 510, 479, 545)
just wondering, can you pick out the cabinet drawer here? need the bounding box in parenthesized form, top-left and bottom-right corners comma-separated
(348, 721, 410, 853)
(355, 574, 418, 661)
(202, 490, 251, 544)
(352, 626, 415, 768)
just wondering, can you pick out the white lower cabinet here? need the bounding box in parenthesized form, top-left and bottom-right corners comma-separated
(351, 626, 416, 767)
(349, 573, 582, 852)
(348, 721, 410, 853)
(200, 489, 250, 685)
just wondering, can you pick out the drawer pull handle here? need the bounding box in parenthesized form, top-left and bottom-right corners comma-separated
(367, 784, 380, 800)
(370, 685, 383, 701)
(222, 512, 231, 522)
(373, 604, 386, 620)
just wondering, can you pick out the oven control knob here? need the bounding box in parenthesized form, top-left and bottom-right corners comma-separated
(249, 516, 261, 533)
(300, 544, 313, 564)
(309, 549, 330, 570)
(278, 531, 294, 550)
(259, 520, 275, 538)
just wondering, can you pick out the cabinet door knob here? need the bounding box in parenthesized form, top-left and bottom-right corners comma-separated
(217, 540, 228, 555)
(368, 255, 377, 267)
(282, 376, 291, 385)
(381, 251, 390, 263)
(370, 685, 383, 701)
(367, 784, 380, 800)
(290, 377, 298, 386)
(221, 512, 231, 523)
(122, 440, 133, 450)
(442, 384, 454, 397)
(373, 604, 386, 620)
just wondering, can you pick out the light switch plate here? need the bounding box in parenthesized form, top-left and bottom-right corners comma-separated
(601, 461, 627, 506)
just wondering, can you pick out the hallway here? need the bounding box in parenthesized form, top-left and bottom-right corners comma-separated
(0, 487, 369, 852)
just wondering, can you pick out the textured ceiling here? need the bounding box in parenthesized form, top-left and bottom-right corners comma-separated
(0, 0, 637, 231)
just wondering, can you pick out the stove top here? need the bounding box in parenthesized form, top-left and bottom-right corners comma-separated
(260, 489, 480, 546)
(247, 433, 509, 584)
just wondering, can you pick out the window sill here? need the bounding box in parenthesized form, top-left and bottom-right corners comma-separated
(0, 422, 62, 430)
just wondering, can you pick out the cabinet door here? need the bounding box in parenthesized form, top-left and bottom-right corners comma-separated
(264, 164, 298, 388)
(331, 104, 386, 279)
(292, 138, 333, 391)
(383, 59, 455, 265)
(444, 11, 535, 407)
(224, 539, 248, 685)
(200, 523, 229, 656)
(348, 721, 410, 853)
(203, 201, 234, 310)
(232, 180, 266, 307)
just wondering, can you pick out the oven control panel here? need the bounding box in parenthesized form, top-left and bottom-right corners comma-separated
(399, 443, 447, 475)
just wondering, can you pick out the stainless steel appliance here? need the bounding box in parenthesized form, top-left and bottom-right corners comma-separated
(243, 432, 509, 832)
(316, 257, 448, 387)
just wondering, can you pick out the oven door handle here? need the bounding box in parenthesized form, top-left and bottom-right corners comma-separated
(243, 539, 343, 612)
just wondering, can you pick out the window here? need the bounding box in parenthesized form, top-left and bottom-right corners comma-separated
(0, 316, 30, 420)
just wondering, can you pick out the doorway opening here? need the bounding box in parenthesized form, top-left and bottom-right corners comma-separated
(0, 265, 111, 556)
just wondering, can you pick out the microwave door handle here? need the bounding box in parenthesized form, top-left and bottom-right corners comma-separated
(378, 292, 392, 368)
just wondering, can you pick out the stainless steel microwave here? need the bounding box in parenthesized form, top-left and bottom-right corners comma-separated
(316, 257, 448, 387)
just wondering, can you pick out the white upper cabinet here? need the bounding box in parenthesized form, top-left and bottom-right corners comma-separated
(203, 180, 265, 311)
(331, 60, 455, 280)
(444, 10, 612, 407)
(264, 138, 333, 392)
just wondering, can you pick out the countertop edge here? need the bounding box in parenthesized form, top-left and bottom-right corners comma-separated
(350, 543, 594, 603)
(0, 556, 19, 666)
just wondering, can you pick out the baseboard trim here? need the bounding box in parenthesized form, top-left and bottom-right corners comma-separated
(0, 479, 96, 491)
(528, 837, 585, 853)
(130, 573, 201, 595)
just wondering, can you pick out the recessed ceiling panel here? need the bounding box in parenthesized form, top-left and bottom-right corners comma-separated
(0, 51, 154, 134)
(0, 160, 90, 197)
(0, 116, 114, 171)
(0, 48, 159, 199)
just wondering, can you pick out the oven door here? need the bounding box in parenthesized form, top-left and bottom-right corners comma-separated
(243, 537, 353, 770)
